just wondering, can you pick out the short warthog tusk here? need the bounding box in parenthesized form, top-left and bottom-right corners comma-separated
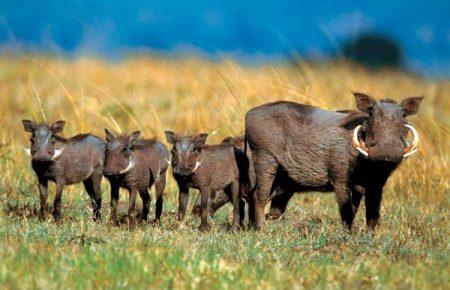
(193, 160, 202, 172)
(51, 148, 65, 160)
(403, 124, 419, 158)
(24, 148, 31, 156)
(352, 125, 369, 157)
(119, 156, 135, 174)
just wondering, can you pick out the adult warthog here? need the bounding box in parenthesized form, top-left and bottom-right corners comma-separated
(245, 93, 422, 231)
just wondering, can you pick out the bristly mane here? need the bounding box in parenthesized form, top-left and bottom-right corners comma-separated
(336, 109, 357, 114)
(113, 135, 156, 146)
(54, 135, 68, 143)
(379, 98, 397, 104)
(133, 139, 157, 150)
(67, 134, 92, 142)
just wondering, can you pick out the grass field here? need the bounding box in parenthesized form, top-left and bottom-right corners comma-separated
(0, 56, 448, 289)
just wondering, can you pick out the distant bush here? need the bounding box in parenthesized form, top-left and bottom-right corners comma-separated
(342, 33, 403, 69)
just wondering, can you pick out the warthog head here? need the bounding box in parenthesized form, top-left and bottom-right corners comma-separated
(165, 131, 208, 176)
(103, 129, 140, 176)
(22, 120, 66, 162)
(342, 92, 423, 162)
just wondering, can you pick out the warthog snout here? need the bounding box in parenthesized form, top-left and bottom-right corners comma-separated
(368, 144, 404, 163)
(31, 149, 53, 162)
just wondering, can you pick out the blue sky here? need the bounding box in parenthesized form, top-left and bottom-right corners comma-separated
(1, 0, 449, 76)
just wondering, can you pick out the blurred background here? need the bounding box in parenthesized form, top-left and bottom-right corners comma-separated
(1, 0, 449, 77)
(0, 3, 448, 288)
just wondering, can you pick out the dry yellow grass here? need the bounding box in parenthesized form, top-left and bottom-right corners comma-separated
(1, 55, 448, 200)
(0, 55, 448, 289)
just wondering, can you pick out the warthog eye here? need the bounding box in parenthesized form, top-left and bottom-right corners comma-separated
(122, 145, 132, 153)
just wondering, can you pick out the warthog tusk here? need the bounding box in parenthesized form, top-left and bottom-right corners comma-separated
(24, 148, 31, 156)
(119, 156, 135, 174)
(193, 160, 202, 172)
(352, 125, 369, 157)
(51, 148, 65, 160)
(403, 124, 419, 158)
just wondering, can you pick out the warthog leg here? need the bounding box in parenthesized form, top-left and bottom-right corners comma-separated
(335, 183, 355, 231)
(198, 186, 211, 231)
(52, 182, 64, 222)
(177, 184, 189, 224)
(252, 153, 278, 230)
(38, 178, 49, 221)
(109, 181, 120, 225)
(83, 173, 102, 222)
(138, 188, 151, 222)
(154, 170, 167, 225)
(127, 189, 138, 229)
(365, 186, 383, 232)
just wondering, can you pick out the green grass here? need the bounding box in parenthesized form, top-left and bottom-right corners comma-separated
(1, 189, 448, 289)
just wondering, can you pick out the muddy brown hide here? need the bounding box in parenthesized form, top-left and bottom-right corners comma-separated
(22, 120, 105, 222)
(192, 135, 291, 221)
(103, 130, 169, 229)
(245, 93, 423, 231)
(191, 136, 254, 217)
(166, 132, 251, 231)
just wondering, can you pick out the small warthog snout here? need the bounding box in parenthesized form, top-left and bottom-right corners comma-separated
(31, 149, 53, 162)
(103, 170, 114, 176)
(32, 155, 52, 162)
(173, 167, 192, 176)
(103, 166, 121, 176)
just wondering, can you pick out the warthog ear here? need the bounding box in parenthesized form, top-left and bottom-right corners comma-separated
(221, 136, 234, 145)
(22, 120, 36, 132)
(400, 96, 424, 117)
(193, 133, 208, 147)
(128, 131, 141, 146)
(340, 111, 368, 129)
(105, 129, 115, 142)
(353, 92, 377, 113)
(165, 131, 177, 145)
(50, 120, 65, 133)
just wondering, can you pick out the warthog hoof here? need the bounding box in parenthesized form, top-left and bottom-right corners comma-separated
(152, 219, 162, 226)
(93, 211, 101, 222)
(265, 211, 283, 221)
(128, 216, 137, 230)
(198, 223, 211, 232)
(52, 210, 62, 222)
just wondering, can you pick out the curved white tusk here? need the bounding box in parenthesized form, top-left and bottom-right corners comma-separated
(352, 125, 369, 157)
(193, 160, 202, 172)
(24, 148, 31, 156)
(51, 148, 65, 160)
(119, 156, 135, 174)
(166, 159, 171, 165)
(403, 148, 418, 158)
(403, 124, 419, 158)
